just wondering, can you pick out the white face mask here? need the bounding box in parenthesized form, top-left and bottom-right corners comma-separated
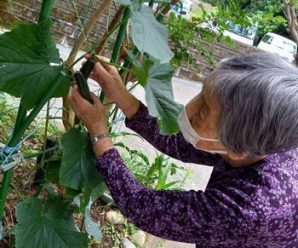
(177, 107, 227, 155)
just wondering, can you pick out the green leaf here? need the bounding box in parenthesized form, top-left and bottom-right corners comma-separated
(45, 160, 61, 184)
(127, 50, 142, 68)
(156, 162, 172, 190)
(131, 5, 174, 63)
(91, 183, 107, 202)
(161, 181, 179, 190)
(144, 62, 183, 134)
(60, 128, 101, 190)
(64, 187, 82, 199)
(72, 187, 104, 241)
(0, 19, 70, 109)
(133, 59, 154, 86)
(115, 142, 150, 165)
(84, 205, 102, 241)
(16, 196, 88, 248)
(84, 195, 102, 241)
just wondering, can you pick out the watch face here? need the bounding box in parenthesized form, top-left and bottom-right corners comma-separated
(91, 133, 109, 145)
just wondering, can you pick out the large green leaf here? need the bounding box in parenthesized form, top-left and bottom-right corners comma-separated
(144, 63, 183, 134)
(131, 5, 174, 63)
(60, 128, 101, 190)
(16, 196, 88, 248)
(0, 19, 70, 109)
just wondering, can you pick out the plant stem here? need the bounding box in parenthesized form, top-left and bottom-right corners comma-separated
(14, 105, 27, 131)
(33, 185, 44, 197)
(107, 0, 176, 132)
(0, 74, 65, 221)
(39, 0, 55, 22)
(41, 101, 51, 167)
(13, 75, 67, 144)
(80, 217, 85, 231)
(109, 64, 133, 133)
(67, 0, 88, 41)
(10, 182, 25, 201)
(65, 0, 112, 67)
(100, 7, 131, 102)
(95, 55, 132, 72)
(111, 7, 131, 64)
(0, 170, 13, 220)
(95, 6, 125, 55)
(0, 105, 28, 220)
(23, 146, 59, 160)
(0, 0, 57, 228)
(67, 20, 123, 69)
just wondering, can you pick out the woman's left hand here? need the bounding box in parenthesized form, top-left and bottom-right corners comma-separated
(69, 86, 108, 136)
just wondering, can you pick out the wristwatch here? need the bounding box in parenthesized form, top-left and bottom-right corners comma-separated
(90, 133, 110, 145)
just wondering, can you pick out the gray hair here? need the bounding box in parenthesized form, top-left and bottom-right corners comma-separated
(210, 52, 298, 156)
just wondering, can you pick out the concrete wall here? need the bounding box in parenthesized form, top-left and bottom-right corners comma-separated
(1, 0, 261, 81)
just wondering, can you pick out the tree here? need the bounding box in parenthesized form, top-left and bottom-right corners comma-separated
(283, 0, 298, 43)
(252, 0, 288, 37)
(202, 0, 289, 39)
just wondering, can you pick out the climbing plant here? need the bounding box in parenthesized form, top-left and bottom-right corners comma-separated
(0, 0, 184, 247)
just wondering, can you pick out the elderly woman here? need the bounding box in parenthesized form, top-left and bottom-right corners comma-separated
(69, 52, 298, 247)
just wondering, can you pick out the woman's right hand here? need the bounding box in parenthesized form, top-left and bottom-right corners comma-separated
(88, 56, 140, 118)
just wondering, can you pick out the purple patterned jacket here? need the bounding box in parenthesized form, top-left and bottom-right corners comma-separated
(96, 103, 298, 248)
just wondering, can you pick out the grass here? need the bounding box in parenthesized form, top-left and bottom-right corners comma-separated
(191, 6, 205, 19)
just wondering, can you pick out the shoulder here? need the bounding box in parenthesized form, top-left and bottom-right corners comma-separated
(207, 151, 298, 245)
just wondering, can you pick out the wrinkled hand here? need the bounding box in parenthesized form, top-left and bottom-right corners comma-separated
(87, 55, 128, 106)
(86, 55, 139, 118)
(69, 86, 107, 136)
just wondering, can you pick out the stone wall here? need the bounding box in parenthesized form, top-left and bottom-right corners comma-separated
(178, 39, 261, 82)
(1, 0, 261, 81)
(1, 0, 117, 48)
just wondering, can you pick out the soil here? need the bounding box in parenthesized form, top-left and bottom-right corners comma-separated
(0, 160, 127, 248)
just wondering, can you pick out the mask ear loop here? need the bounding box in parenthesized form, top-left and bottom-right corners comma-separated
(198, 136, 220, 142)
(198, 148, 228, 155)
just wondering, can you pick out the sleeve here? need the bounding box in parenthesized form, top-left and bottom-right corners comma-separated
(97, 149, 257, 246)
(125, 102, 220, 166)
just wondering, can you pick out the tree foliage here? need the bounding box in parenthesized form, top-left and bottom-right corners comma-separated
(202, 0, 290, 40)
